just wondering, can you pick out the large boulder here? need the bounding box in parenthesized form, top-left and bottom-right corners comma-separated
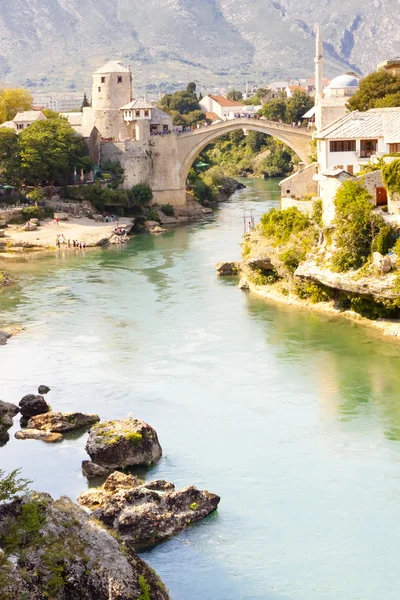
(372, 251, 392, 274)
(15, 429, 63, 443)
(85, 418, 162, 468)
(78, 474, 220, 548)
(0, 400, 18, 447)
(246, 256, 274, 271)
(0, 492, 171, 600)
(81, 461, 113, 480)
(0, 331, 11, 345)
(27, 411, 100, 433)
(215, 261, 240, 276)
(19, 394, 50, 418)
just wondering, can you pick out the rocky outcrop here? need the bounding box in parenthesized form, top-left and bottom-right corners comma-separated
(0, 401, 18, 446)
(38, 385, 51, 395)
(19, 394, 50, 418)
(216, 178, 246, 202)
(0, 331, 11, 345)
(81, 461, 113, 479)
(85, 418, 162, 469)
(245, 256, 274, 271)
(15, 429, 63, 443)
(0, 492, 171, 600)
(78, 473, 220, 548)
(295, 260, 399, 300)
(215, 261, 240, 276)
(27, 411, 100, 433)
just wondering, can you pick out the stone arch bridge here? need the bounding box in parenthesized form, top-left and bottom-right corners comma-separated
(149, 118, 312, 206)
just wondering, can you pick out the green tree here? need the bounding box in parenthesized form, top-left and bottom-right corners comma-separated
(18, 114, 91, 184)
(0, 128, 21, 185)
(0, 468, 31, 503)
(160, 90, 200, 114)
(259, 148, 293, 177)
(347, 70, 400, 111)
(185, 110, 206, 126)
(374, 91, 400, 108)
(0, 88, 33, 123)
(227, 90, 243, 101)
(81, 93, 90, 108)
(261, 97, 287, 122)
(246, 131, 268, 153)
(230, 129, 245, 145)
(286, 90, 313, 124)
(186, 82, 197, 95)
(331, 180, 387, 271)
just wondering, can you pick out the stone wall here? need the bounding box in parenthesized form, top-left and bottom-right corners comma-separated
(280, 163, 318, 200)
(101, 140, 153, 188)
(281, 198, 314, 216)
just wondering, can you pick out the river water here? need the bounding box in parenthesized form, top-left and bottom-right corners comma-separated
(2, 178, 400, 600)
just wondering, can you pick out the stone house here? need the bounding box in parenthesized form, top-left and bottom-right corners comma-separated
(199, 95, 245, 119)
(12, 110, 46, 132)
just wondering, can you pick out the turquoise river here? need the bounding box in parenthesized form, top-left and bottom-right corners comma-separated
(1, 178, 400, 599)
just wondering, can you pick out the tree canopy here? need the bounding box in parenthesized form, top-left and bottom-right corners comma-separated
(261, 97, 287, 121)
(160, 90, 200, 115)
(286, 90, 314, 123)
(227, 90, 243, 101)
(0, 88, 33, 123)
(346, 70, 400, 111)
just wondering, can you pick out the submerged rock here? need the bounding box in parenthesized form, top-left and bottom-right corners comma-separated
(38, 385, 51, 395)
(19, 394, 50, 418)
(85, 418, 162, 468)
(81, 460, 113, 480)
(15, 429, 63, 443)
(0, 331, 11, 345)
(27, 411, 100, 433)
(78, 474, 220, 548)
(0, 492, 171, 600)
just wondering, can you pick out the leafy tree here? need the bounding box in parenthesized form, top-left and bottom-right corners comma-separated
(186, 82, 197, 95)
(18, 114, 91, 184)
(227, 90, 243, 101)
(185, 110, 206, 126)
(246, 131, 268, 153)
(286, 90, 313, 124)
(259, 148, 293, 177)
(0, 128, 21, 185)
(347, 70, 400, 111)
(82, 93, 90, 108)
(261, 98, 287, 122)
(331, 180, 388, 271)
(160, 90, 200, 114)
(230, 129, 245, 145)
(383, 159, 400, 195)
(128, 183, 153, 205)
(0, 88, 33, 123)
(0, 468, 31, 503)
(374, 92, 400, 108)
(42, 109, 60, 119)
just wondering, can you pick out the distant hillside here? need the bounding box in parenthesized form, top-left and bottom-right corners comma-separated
(0, 0, 399, 93)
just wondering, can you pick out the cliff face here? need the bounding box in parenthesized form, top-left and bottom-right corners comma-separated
(1, 0, 399, 92)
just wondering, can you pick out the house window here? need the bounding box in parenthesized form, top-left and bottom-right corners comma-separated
(117, 76, 122, 84)
(144, 110, 149, 117)
(98, 87, 101, 92)
(101, 77, 105, 83)
(330, 140, 356, 152)
(17, 124, 24, 130)
(360, 139, 378, 158)
(136, 111, 140, 118)
(389, 143, 400, 154)
(346, 165, 354, 174)
(163, 124, 169, 132)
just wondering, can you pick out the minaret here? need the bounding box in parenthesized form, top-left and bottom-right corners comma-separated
(314, 23, 324, 132)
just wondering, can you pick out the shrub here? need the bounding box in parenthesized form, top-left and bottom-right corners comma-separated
(371, 224, 396, 254)
(22, 206, 41, 220)
(383, 159, 400, 195)
(160, 203, 175, 217)
(249, 268, 279, 285)
(193, 179, 215, 204)
(129, 183, 153, 206)
(296, 282, 331, 303)
(26, 189, 45, 203)
(311, 199, 323, 226)
(279, 247, 306, 273)
(0, 468, 31, 502)
(260, 207, 311, 243)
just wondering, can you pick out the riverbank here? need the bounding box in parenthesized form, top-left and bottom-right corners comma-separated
(0, 216, 135, 255)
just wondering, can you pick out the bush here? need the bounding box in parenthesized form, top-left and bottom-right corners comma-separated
(249, 268, 279, 285)
(311, 199, 323, 226)
(296, 282, 331, 303)
(129, 183, 153, 206)
(383, 159, 400, 195)
(260, 207, 311, 243)
(193, 179, 215, 204)
(160, 203, 175, 217)
(22, 206, 41, 220)
(26, 189, 44, 203)
(0, 468, 31, 503)
(371, 224, 396, 254)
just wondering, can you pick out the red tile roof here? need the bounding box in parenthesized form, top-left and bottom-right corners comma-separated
(208, 95, 245, 107)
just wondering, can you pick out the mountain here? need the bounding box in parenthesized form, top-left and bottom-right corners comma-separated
(0, 0, 399, 93)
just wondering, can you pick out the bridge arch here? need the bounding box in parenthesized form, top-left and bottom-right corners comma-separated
(176, 118, 313, 189)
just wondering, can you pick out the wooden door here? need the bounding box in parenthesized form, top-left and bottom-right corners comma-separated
(376, 187, 387, 206)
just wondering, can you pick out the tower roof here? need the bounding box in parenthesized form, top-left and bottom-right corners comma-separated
(95, 61, 130, 74)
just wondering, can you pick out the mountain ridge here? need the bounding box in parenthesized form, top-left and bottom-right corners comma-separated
(0, 0, 399, 92)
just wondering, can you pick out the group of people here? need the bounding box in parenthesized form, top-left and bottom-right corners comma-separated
(55, 234, 86, 249)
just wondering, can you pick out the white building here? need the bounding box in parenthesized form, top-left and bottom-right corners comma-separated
(316, 107, 400, 175)
(32, 92, 84, 112)
(0, 110, 47, 133)
(199, 95, 245, 119)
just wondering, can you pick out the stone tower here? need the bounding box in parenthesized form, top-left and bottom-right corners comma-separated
(82, 60, 133, 140)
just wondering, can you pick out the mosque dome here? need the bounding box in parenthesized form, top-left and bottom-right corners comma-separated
(327, 74, 359, 89)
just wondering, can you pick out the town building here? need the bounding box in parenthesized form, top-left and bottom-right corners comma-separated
(285, 85, 307, 98)
(31, 92, 84, 112)
(0, 110, 46, 133)
(199, 95, 245, 119)
(377, 58, 400, 76)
